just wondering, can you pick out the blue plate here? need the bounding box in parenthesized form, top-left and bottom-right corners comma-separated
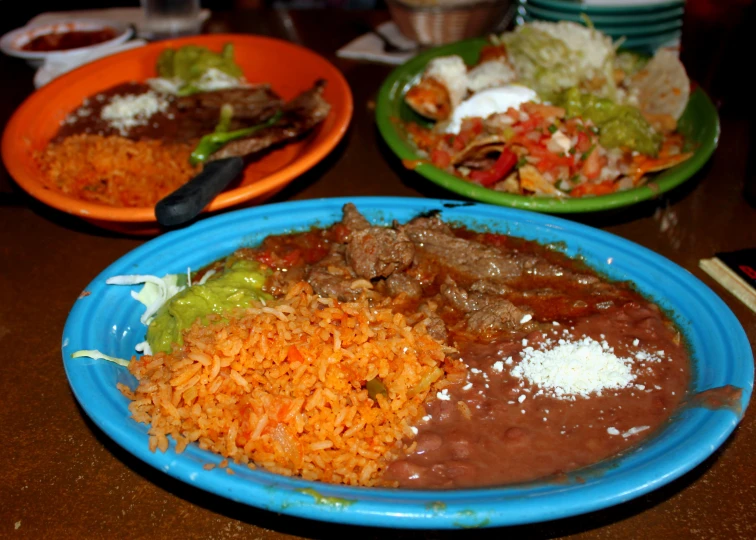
(62, 197, 753, 529)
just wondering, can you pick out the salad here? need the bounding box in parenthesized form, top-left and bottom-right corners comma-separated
(403, 21, 693, 198)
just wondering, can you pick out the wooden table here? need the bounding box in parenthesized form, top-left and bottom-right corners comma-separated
(1, 7, 754, 539)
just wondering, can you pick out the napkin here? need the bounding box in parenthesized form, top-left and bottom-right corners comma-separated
(336, 21, 418, 65)
(33, 39, 148, 88)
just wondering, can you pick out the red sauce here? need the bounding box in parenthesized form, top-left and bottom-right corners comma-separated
(21, 28, 117, 52)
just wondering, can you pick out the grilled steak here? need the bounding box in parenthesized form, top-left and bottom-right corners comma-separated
(208, 80, 331, 161)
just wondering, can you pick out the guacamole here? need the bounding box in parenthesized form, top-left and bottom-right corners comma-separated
(557, 87, 661, 156)
(146, 259, 269, 354)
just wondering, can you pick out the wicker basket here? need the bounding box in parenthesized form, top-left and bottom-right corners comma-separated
(386, 0, 512, 46)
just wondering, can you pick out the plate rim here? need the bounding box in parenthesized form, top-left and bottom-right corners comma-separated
(374, 38, 720, 214)
(61, 196, 753, 529)
(1, 33, 354, 223)
(525, 0, 685, 14)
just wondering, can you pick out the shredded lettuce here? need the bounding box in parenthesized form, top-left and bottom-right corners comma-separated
(106, 273, 187, 325)
(501, 21, 618, 101)
(71, 349, 130, 367)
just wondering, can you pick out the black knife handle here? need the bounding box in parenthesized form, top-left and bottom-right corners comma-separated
(155, 157, 245, 227)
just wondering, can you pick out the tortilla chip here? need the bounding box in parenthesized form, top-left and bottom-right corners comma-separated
(631, 48, 690, 121)
(451, 136, 507, 165)
(493, 171, 520, 193)
(630, 152, 693, 182)
(519, 164, 564, 196)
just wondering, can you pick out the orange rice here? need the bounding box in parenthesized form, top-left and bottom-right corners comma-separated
(36, 134, 200, 207)
(118, 282, 463, 486)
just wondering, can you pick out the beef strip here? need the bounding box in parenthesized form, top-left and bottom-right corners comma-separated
(470, 280, 511, 295)
(174, 85, 283, 123)
(346, 227, 415, 280)
(306, 247, 362, 302)
(342, 203, 371, 234)
(441, 281, 528, 335)
(208, 79, 331, 161)
(386, 274, 423, 298)
(403, 225, 525, 283)
(402, 215, 598, 286)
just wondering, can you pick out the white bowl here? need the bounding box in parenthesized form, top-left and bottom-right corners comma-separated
(0, 19, 134, 67)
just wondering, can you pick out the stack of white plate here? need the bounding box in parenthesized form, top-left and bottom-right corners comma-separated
(516, 0, 685, 54)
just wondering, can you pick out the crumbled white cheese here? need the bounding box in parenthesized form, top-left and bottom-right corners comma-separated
(462, 382, 473, 391)
(436, 389, 451, 401)
(607, 427, 620, 436)
(101, 91, 169, 136)
(520, 314, 533, 324)
(518, 394, 526, 403)
(622, 426, 650, 438)
(492, 361, 504, 373)
(511, 336, 636, 398)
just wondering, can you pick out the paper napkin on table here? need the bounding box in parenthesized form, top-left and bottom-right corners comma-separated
(337, 21, 418, 65)
(33, 39, 148, 88)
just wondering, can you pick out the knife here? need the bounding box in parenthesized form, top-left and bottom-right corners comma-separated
(155, 156, 244, 227)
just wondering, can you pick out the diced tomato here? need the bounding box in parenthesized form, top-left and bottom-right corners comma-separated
(570, 181, 617, 197)
(287, 345, 304, 364)
(576, 131, 592, 153)
(505, 107, 520, 121)
(524, 144, 575, 172)
(469, 148, 518, 186)
(581, 147, 602, 179)
(460, 117, 484, 135)
(431, 149, 452, 168)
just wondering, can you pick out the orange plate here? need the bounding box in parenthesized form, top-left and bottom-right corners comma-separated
(1, 34, 353, 234)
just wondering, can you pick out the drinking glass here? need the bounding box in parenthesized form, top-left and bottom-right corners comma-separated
(140, 0, 202, 39)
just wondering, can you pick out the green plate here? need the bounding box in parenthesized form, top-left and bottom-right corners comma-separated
(527, 0, 684, 14)
(375, 38, 720, 214)
(522, 4, 684, 28)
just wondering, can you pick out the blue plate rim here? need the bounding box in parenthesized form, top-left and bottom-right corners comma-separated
(62, 197, 753, 529)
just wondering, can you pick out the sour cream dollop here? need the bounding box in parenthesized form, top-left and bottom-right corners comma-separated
(444, 84, 538, 134)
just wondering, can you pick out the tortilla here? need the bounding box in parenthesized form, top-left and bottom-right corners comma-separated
(631, 48, 690, 122)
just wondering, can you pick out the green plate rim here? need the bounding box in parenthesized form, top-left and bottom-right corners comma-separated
(375, 38, 720, 214)
(525, 0, 684, 14)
